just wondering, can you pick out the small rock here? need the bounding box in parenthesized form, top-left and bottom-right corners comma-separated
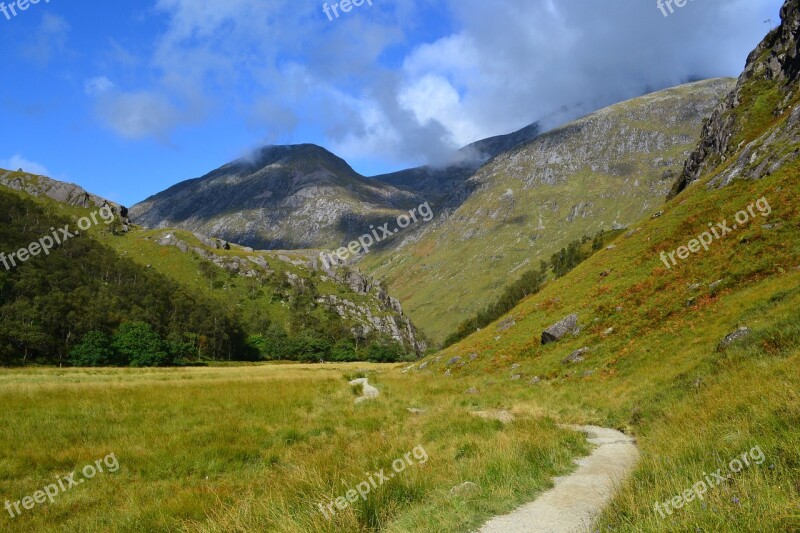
(563, 347, 590, 364)
(511, 363, 521, 370)
(688, 283, 702, 291)
(444, 369, 451, 377)
(581, 370, 595, 377)
(450, 481, 481, 497)
(651, 211, 664, 219)
(418, 361, 429, 370)
(529, 376, 541, 385)
(686, 298, 696, 307)
(465, 388, 480, 395)
(606, 245, 617, 250)
(469, 352, 479, 361)
(407, 408, 425, 414)
(497, 317, 516, 331)
(718, 327, 752, 350)
(614, 306, 624, 312)
(447, 356, 462, 366)
(709, 279, 725, 291)
(511, 374, 521, 381)
(603, 327, 614, 336)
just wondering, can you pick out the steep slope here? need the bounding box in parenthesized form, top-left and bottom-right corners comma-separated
(129, 144, 423, 250)
(0, 171, 426, 362)
(406, 5, 800, 529)
(373, 122, 542, 205)
(360, 78, 736, 343)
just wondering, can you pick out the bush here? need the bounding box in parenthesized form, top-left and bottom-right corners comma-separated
(113, 322, 173, 367)
(69, 331, 117, 367)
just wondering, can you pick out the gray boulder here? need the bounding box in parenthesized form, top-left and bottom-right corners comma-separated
(542, 314, 579, 345)
(718, 327, 752, 350)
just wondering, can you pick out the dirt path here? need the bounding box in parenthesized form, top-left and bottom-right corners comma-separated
(478, 425, 639, 533)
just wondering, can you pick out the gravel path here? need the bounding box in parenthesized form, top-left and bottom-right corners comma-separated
(478, 425, 639, 533)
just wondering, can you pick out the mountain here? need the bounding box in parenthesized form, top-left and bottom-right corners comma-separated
(670, 0, 800, 197)
(0, 171, 426, 364)
(358, 78, 737, 343)
(411, 3, 800, 529)
(373, 122, 543, 205)
(129, 144, 423, 250)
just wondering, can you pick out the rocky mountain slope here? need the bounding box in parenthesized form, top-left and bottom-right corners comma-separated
(129, 144, 423, 250)
(0, 171, 426, 360)
(671, 1, 800, 197)
(373, 122, 542, 206)
(359, 78, 736, 343)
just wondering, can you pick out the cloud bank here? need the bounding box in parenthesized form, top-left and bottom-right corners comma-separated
(86, 0, 780, 168)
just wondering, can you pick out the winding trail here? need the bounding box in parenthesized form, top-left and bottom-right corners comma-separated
(478, 426, 639, 533)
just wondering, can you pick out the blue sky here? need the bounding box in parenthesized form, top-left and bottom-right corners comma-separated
(0, 0, 784, 206)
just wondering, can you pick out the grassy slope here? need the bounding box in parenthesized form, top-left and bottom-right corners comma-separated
(419, 101, 800, 528)
(0, 180, 404, 339)
(361, 79, 734, 344)
(0, 364, 589, 532)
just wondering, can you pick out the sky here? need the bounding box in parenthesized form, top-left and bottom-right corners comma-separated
(0, 0, 784, 206)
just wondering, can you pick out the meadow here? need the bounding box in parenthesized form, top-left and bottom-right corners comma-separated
(0, 363, 588, 532)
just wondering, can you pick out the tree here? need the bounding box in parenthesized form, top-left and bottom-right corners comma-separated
(112, 322, 172, 367)
(69, 331, 116, 367)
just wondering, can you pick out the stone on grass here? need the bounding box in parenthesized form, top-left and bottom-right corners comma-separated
(563, 347, 590, 364)
(718, 327, 752, 350)
(450, 481, 481, 497)
(541, 314, 579, 345)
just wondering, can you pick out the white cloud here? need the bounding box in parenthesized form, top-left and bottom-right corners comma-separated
(1, 155, 50, 176)
(21, 14, 70, 65)
(95, 90, 185, 141)
(84, 76, 115, 96)
(87, 0, 781, 165)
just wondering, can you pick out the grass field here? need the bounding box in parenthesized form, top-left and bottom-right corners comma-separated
(0, 363, 589, 532)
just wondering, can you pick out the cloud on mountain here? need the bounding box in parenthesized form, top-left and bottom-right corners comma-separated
(87, 0, 781, 167)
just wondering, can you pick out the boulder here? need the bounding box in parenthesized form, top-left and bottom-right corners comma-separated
(541, 314, 579, 345)
(450, 482, 481, 496)
(718, 327, 752, 350)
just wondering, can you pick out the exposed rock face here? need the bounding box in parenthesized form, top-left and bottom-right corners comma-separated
(374, 122, 542, 206)
(670, 0, 800, 197)
(154, 230, 426, 354)
(130, 144, 422, 250)
(0, 171, 129, 220)
(542, 314, 579, 345)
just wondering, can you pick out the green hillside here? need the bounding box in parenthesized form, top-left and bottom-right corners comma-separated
(406, 36, 800, 530)
(0, 179, 423, 365)
(360, 79, 736, 344)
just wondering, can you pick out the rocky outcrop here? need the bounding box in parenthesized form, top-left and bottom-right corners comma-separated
(154, 230, 426, 354)
(670, 0, 800, 197)
(0, 171, 129, 222)
(542, 314, 579, 345)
